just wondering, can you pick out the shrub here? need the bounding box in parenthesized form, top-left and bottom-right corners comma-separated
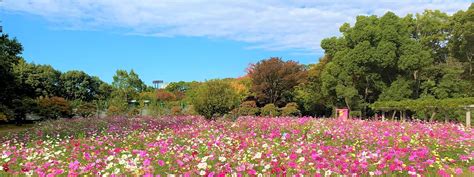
(281, 102, 301, 117)
(237, 101, 259, 116)
(191, 80, 239, 120)
(107, 97, 128, 116)
(37, 97, 72, 119)
(182, 105, 198, 115)
(261, 104, 280, 117)
(171, 106, 182, 116)
(156, 89, 176, 102)
(349, 110, 362, 118)
(76, 102, 96, 118)
(0, 105, 13, 122)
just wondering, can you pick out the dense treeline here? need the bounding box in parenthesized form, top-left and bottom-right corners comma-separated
(0, 4, 473, 123)
(295, 5, 474, 119)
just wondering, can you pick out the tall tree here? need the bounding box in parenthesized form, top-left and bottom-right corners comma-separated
(14, 59, 62, 98)
(111, 69, 146, 101)
(294, 56, 332, 116)
(60, 70, 103, 101)
(0, 34, 23, 105)
(248, 57, 307, 107)
(191, 79, 239, 119)
(449, 3, 474, 80)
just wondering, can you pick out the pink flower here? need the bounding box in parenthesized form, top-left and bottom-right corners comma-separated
(207, 172, 215, 177)
(437, 169, 449, 177)
(288, 161, 297, 168)
(454, 168, 463, 175)
(158, 160, 165, 166)
(143, 158, 151, 166)
(177, 160, 184, 167)
(248, 169, 256, 175)
(401, 136, 410, 142)
(68, 160, 79, 171)
(236, 164, 245, 172)
(289, 153, 298, 160)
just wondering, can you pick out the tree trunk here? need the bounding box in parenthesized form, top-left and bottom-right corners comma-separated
(392, 111, 396, 120)
(382, 111, 385, 121)
(414, 70, 419, 98)
(430, 112, 437, 122)
(402, 111, 406, 122)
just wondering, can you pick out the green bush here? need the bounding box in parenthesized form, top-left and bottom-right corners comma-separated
(76, 102, 96, 118)
(349, 110, 362, 118)
(182, 105, 198, 115)
(261, 104, 280, 117)
(191, 80, 239, 120)
(0, 105, 13, 122)
(237, 101, 259, 116)
(281, 102, 301, 117)
(107, 97, 128, 116)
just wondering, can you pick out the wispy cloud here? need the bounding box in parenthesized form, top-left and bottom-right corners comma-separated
(2, 0, 471, 54)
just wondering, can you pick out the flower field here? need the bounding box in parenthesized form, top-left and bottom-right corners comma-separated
(0, 116, 473, 176)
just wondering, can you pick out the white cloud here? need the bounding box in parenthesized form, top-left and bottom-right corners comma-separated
(2, 0, 471, 54)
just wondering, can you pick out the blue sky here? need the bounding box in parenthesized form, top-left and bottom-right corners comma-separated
(1, 0, 471, 85)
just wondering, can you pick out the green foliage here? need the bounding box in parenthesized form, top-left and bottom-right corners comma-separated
(0, 34, 23, 121)
(60, 71, 106, 101)
(313, 6, 474, 118)
(191, 80, 239, 119)
(75, 102, 96, 118)
(294, 56, 332, 116)
(111, 69, 146, 101)
(260, 104, 280, 117)
(281, 102, 301, 117)
(237, 101, 259, 116)
(449, 4, 474, 80)
(349, 110, 362, 118)
(13, 59, 62, 97)
(107, 97, 128, 116)
(378, 77, 413, 101)
(371, 97, 474, 122)
(37, 97, 72, 119)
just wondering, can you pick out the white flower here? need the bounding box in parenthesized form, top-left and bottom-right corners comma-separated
(262, 144, 268, 148)
(253, 152, 262, 159)
(202, 156, 209, 162)
(0, 166, 3, 171)
(107, 156, 114, 161)
(324, 170, 332, 177)
(197, 162, 207, 169)
(219, 156, 226, 162)
(199, 170, 206, 175)
(296, 148, 303, 154)
(369, 172, 375, 176)
(298, 157, 305, 162)
(264, 164, 271, 169)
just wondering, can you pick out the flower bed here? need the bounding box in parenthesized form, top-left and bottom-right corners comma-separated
(0, 116, 473, 176)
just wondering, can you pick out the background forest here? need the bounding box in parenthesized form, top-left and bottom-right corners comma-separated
(1, 4, 473, 124)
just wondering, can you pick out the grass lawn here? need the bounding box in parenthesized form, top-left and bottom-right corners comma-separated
(0, 124, 34, 137)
